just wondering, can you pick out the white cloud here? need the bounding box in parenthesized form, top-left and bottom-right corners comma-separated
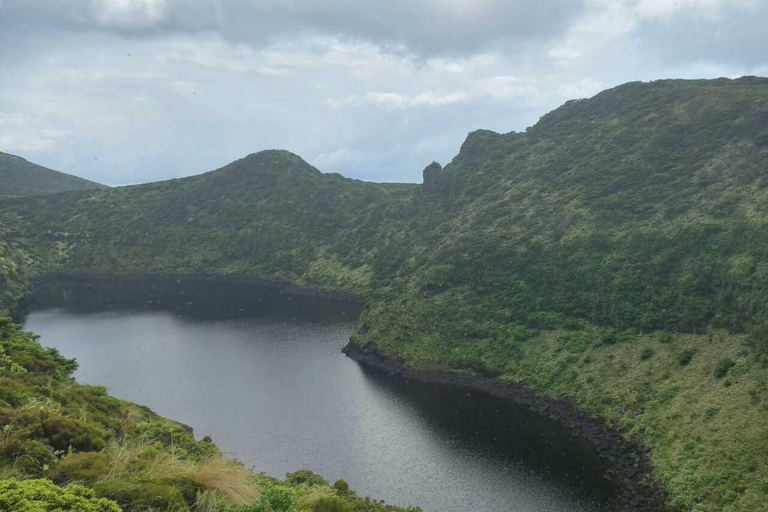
(327, 75, 591, 112)
(327, 90, 470, 110)
(480, 77, 542, 101)
(426, 54, 499, 74)
(548, 2, 636, 62)
(630, 0, 757, 19)
(0, 112, 69, 152)
(313, 147, 362, 169)
(155, 37, 259, 73)
(92, 0, 167, 27)
(549, 0, 766, 66)
(556, 79, 606, 99)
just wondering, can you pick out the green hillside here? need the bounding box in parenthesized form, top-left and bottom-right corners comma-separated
(0, 212, 34, 316)
(0, 150, 417, 296)
(0, 152, 103, 197)
(2, 77, 768, 511)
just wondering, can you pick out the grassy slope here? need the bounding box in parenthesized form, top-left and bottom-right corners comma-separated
(2, 77, 768, 510)
(0, 152, 103, 197)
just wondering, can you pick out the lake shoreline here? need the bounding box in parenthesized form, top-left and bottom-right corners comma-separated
(26, 271, 364, 305)
(342, 342, 674, 512)
(18, 272, 671, 511)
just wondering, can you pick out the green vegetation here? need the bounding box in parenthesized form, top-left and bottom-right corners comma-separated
(498, 327, 768, 511)
(0, 150, 415, 296)
(2, 77, 768, 510)
(0, 152, 103, 198)
(0, 478, 120, 512)
(0, 213, 34, 317)
(0, 318, 420, 511)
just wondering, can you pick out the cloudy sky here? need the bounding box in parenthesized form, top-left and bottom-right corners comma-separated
(1, 0, 767, 185)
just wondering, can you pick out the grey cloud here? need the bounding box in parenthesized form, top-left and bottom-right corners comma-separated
(1, 0, 587, 56)
(634, 4, 768, 70)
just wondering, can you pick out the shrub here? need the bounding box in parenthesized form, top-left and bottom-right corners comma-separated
(0, 439, 56, 476)
(42, 415, 109, 452)
(332, 480, 349, 493)
(48, 452, 112, 484)
(92, 481, 187, 511)
(286, 470, 328, 487)
(508, 325, 532, 343)
(641, 348, 654, 360)
(678, 349, 695, 366)
(309, 496, 351, 512)
(714, 358, 736, 379)
(229, 486, 295, 512)
(0, 325, 78, 378)
(705, 407, 720, 418)
(600, 329, 618, 345)
(556, 331, 590, 354)
(727, 358, 750, 378)
(7, 399, 110, 454)
(129, 420, 216, 460)
(0, 378, 29, 407)
(0, 478, 121, 512)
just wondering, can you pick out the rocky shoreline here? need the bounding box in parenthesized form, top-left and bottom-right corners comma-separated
(342, 342, 674, 512)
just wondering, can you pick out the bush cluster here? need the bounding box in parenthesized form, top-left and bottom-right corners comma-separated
(0, 478, 121, 512)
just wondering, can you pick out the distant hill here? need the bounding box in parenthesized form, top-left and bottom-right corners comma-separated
(0, 149, 417, 295)
(0, 151, 103, 196)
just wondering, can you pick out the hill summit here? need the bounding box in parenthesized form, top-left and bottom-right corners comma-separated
(0, 151, 103, 197)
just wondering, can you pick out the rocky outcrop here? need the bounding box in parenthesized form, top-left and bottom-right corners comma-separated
(421, 161, 448, 198)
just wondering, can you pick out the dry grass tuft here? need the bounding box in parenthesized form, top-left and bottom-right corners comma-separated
(294, 485, 337, 510)
(78, 439, 259, 510)
(194, 455, 259, 506)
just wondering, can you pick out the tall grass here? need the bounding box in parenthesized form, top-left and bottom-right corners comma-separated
(52, 438, 259, 511)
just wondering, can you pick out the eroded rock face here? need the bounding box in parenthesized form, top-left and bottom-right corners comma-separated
(422, 161, 446, 197)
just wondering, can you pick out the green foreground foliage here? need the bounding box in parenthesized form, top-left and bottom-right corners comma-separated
(2, 77, 768, 510)
(0, 479, 120, 512)
(0, 319, 420, 512)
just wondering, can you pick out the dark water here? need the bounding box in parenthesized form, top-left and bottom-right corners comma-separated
(22, 278, 618, 512)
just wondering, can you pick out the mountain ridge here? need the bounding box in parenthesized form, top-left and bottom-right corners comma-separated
(0, 151, 104, 197)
